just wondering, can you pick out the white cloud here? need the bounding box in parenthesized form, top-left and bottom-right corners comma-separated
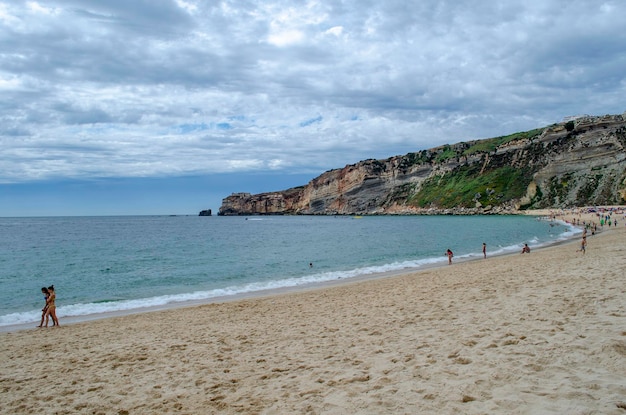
(0, 3, 18, 25)
(0, 0, 624, 185)
(267, 29, 304, 46)
(26, 1, 59, 15)
(175, 0, 197, 14)
(324, 25, 343, 37)
(0, 75, 22, 90)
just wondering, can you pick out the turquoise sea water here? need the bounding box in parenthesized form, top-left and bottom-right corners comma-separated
(0, 215, 579, 328)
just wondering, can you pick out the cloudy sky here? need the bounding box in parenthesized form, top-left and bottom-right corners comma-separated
(1, 0, 624, 216)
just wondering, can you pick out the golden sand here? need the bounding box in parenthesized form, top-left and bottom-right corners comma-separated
(1, 211, 625, 414)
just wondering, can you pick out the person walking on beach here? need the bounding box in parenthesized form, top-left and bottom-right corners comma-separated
(446, 249, 453, 264)
(38, 287, 50, 328)
(578, 236, 587, 254)
(482, 242, 487, 259)
(44, 285, 59, 327)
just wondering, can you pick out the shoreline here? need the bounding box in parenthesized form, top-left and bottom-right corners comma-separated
(1, 209, 604, 333)
(2, 211, 624, 414)
(0, 213, 585, 334)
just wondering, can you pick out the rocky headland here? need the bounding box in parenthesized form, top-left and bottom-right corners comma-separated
(219, 112, 626, 215)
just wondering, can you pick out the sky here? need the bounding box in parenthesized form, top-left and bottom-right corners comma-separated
(1, 0, 625, 216)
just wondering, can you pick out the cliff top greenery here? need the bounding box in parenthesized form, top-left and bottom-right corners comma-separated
(461, 128, 543, 156)
(408, 165, 533, 209)
(406, 127, 545, 209)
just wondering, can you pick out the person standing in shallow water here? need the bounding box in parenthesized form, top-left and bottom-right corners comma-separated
(44, 285, 59, 327)
(482, 242, 487, 259)
(446, 249, 453, 264)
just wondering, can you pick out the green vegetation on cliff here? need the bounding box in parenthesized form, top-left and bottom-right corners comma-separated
(404, 127, 545, 209)
(462, 128, 543, 156)
(409, 164, 534, 209)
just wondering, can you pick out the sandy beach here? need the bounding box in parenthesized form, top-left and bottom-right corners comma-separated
(1, 211, 625, 414)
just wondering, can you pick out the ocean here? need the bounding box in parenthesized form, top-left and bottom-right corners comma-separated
(0, 215, 579, 329)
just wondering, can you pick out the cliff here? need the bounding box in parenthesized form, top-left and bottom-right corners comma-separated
(219, 112, 626, 215)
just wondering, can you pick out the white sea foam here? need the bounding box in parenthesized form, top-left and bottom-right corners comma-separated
(0, 258, 446, 326)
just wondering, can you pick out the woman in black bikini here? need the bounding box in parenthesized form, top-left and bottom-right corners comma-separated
(38, 287, 50, 328)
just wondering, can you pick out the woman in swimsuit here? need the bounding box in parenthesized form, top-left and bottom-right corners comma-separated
(38, 287, 50, 328)
(44, 285, 59, 327)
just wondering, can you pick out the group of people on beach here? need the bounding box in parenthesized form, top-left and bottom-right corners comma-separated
(446, 240, 538, 264)
(445, 242, 489, 264)
(38, 285, 59, 328)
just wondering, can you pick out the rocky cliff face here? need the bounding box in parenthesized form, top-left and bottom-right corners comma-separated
(219, 113, 626, 215)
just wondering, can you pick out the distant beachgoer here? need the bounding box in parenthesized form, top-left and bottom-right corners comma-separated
(44, 285, 59, 327)
(578, 236, 587, 254)
(482, 243, 487, 259)
(38, 287, 50, 328)
(309, 262, 313, 268)
(521, 244, 531, 254)
(446, 249, 453, 264)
